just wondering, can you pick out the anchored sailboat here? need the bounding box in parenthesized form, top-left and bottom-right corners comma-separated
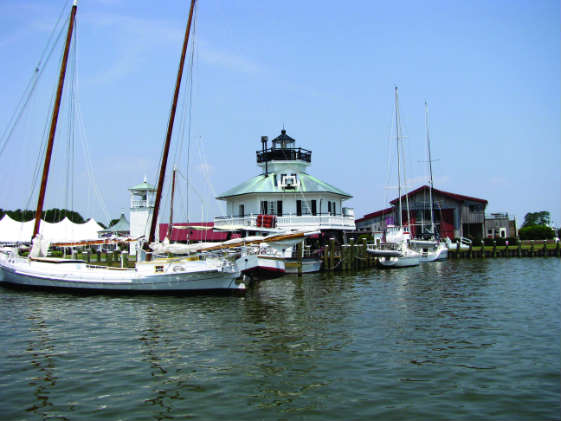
(367, 87, 420, 267)
(409, 101, 448, 262)
(0, 0, 244, 292)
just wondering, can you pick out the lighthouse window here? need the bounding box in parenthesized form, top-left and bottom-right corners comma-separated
(269, 201, 276, 215)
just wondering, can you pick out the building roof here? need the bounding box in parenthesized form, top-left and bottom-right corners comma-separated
(389, 185, 488, 206)
(216, 172, 352, 199)
(158, 222, 241, 242)
(99, 213, 130, 234)
(129, 177, 155, 192)
(355, 207, 393, 223)
(271, 129, 296, 147)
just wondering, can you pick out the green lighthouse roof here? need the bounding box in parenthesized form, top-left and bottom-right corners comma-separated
(216, 171, 352, 199)
(129, 177, 155, 191)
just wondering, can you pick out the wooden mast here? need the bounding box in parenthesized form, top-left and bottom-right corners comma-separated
(147, 0, 197, 251)
(32, 1, 78, 240)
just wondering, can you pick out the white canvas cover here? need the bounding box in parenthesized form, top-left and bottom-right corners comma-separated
(0, 214, 104, 243)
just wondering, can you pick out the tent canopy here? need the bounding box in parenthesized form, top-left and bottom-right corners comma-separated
(0, 214, 104, 244)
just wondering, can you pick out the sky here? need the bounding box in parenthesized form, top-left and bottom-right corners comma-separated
(0, 0, 559, 228)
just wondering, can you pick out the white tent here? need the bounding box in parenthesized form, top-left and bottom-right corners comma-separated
(0, 214, 104, 243)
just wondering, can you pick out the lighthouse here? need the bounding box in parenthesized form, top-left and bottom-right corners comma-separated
(128, 177, 156, 255)
(214, 129, 355, 236)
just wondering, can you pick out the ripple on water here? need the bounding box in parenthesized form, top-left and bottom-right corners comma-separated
(0, 258, 559, 420)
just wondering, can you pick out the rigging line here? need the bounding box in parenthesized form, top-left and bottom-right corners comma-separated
(75, 74, 111, 225)
(0, 9, 69, 157)
(185, 4, 198, 223)
(197, 136, 225, 216)
(173, 2, 198, 171)
(174, 166, 208, 207)
(66, 22, 78, 212)
(383, 102, 396, 208)
(25, 78, 60, 212)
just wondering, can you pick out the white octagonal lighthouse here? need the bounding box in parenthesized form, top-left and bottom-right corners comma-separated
(214, 129, 355, 233)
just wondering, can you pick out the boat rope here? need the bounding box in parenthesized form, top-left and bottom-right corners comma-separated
(0, 1, 70, 159)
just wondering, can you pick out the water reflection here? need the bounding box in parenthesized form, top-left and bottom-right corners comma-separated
(1, 259, 558, 420)
(25, 306, 57, 417)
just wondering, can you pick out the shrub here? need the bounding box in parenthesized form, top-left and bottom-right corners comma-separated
(519, 225, 555, 240)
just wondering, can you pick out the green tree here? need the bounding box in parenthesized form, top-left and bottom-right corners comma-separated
(519, 225, 555, 240)
(522, 211, 551, 228)
(0, 208, 85, 223)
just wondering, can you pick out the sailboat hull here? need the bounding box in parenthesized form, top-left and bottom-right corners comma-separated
(377, 254, 420, 268)
(410, 241, 449, 262)
(237, 254, 285, 281)
(284, 257, 322, 274)
(0, 254, 244, 293)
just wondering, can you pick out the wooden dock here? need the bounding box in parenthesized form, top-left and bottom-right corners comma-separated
(448, 240, 561, 259)
(319, 239, 561, 272)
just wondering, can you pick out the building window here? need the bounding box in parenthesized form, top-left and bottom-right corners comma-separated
(311, 200, 317, 216)
(239, 204, 245, 217)
(277, 200, 283, 216)
(296, 200, 302, 216)
(260, 201, 268, 214)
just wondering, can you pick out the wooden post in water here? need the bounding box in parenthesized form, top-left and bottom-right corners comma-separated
(468, 242, 472, 259)
(323, 244, 329, 271)
(349, 238, 355, 270)
(492, 240, 497, 258)
(481, 243, 485, 259)
(297, 241, 303, 276)
(342, 244, 349, 271)
(361, 238, 367, 269)
(329, 238, 335, 271)
(456, 240, 460, 258)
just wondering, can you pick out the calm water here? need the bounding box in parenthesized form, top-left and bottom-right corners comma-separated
(0, 258, 559, 420)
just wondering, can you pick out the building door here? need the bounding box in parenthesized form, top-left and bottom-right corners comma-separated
(277, 200, 283, 216)
(296, 200, 302, 216)
(239, 204, 244, 217)
(311, 200, 317, 216)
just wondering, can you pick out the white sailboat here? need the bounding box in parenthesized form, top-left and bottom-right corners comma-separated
(0, 0, 244, 292)
(151, 229, 320, 280)
(367, 87, 420, 268)
(409, 101, 448, 262)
